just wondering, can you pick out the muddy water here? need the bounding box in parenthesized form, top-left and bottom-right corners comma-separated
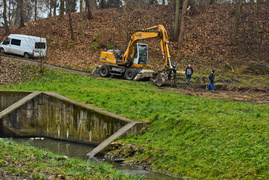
(14, 138, 180, 180)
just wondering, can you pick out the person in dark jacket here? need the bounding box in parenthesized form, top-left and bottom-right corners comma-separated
(207, 70, 215, 91)
(185, 64, 193, 84)
(172, 63, 177, 84)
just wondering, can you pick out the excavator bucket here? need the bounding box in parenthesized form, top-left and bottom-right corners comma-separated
(152, 69, 172, 87)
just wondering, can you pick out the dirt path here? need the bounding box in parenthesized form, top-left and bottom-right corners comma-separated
(1, 55, 92, 76)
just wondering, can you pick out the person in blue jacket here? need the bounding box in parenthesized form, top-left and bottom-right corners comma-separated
(207, 70, 215, 91)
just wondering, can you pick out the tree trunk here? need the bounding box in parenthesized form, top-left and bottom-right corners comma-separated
(49, 0, 52, 17)
(94, 0, 98, 9)
(168, 0, 173, 41)
(173, 0, 180, 41)
(19, 0, 25, 28)
(79, 0, 84, 36)
(124, 0, 128, 13)
(3, 0, 10, 35)
(8, 0, 11, 25)
(85, 0, 93, 20)
(231, 0, 243, 45)
(208, 0, 215, 4)
(162, 0, 165, 5)
(68, 0, 75, 40)
(178, 0, 187, 49)
(169, 0, 176, 12)
(34, 0, 37, 21)
(53, 0, 57, 16)
(125, 0, 128, 8)
(91, 0, 98, 10)
(60, 0, 65, 16)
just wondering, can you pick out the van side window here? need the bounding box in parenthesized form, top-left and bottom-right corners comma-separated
(11, 39, 21, 46)
(2, 38, 10, 45)
(35, 42, 46, 49)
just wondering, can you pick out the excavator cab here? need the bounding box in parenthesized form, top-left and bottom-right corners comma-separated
(132, 43, 148, 66)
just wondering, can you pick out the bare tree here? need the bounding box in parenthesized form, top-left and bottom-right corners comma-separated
(53, 0, 57, 16)
(173, 0, 180, 40)
(178, 0, 187, 48)
(48, 0, 52, 17)
(208, 0, 215, 4)
(91, 0, 98, 10)
(79, 0, 84, 36)
(34, 0, 37, 21)
(68, 0, 75, 40)
(3, 0, 10, 34)
(19, 0, 25, 28)
(125, 0, 128, 8)
(124, 0, 128, 13)
(231, 0, 243, 45)
(169, 0, 176, 11)
(60, 0, 64, 16)
(85, 0, 93, 20)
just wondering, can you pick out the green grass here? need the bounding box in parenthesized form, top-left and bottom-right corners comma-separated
(0, 138, 142, 179)
(1, 68, 269, 179)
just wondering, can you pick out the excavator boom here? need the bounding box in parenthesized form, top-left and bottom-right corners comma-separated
(122, 25, 171, 68)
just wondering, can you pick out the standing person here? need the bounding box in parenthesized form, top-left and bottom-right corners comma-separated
(207, 70, 215, 91)
(185, 64, 193, 84)
(172, 63, 177, 84)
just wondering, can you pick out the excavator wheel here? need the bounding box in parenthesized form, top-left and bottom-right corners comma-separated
(99, 65, 110, 77)
(124, 68, 137, 80)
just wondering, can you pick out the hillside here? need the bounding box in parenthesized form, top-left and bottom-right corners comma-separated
(0, 4, 268, 72)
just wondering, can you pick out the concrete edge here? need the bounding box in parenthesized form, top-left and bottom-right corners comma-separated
(87, 121, 137, 157)
(0, 92, 42, 117)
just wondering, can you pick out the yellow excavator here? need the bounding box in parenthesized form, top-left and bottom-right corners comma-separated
(95, 24, 173, 86)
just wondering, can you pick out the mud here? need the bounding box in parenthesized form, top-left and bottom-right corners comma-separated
(169, 83, 269, 104)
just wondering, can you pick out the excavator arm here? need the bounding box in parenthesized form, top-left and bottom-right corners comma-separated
(121, 25, 172, 68)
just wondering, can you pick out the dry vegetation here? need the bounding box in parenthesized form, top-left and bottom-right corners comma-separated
(0, 4, 268, 72)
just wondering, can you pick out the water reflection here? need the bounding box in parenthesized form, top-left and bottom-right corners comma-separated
(14, 137, 180, 180)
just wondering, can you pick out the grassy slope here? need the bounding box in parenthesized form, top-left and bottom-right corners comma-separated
(0, 139, 140, 180)
(1, 68, 269, 179)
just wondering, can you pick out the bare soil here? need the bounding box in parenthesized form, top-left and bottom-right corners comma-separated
(170, 83, 269, 104)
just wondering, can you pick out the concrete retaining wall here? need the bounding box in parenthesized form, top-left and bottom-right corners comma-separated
(0, 91, 146, 145)
(0, 91, 30, 112)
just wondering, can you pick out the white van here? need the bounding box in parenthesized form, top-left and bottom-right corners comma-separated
(0, 34, 47, 58)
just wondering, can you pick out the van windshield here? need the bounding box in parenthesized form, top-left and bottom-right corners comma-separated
(35, 42, 46, 49)
(2, 38, 10, 45)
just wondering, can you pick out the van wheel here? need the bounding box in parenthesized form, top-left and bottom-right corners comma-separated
(24, 53, 30, 58)
(0, 48, 4, 54)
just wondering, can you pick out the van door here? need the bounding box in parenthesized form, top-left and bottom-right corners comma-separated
(10, 38, 22, 56)
(34, 42, 46, 57)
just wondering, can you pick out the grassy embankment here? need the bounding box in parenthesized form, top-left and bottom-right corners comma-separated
(0, 139, 141, 179)
(1, 67, 269, 179)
